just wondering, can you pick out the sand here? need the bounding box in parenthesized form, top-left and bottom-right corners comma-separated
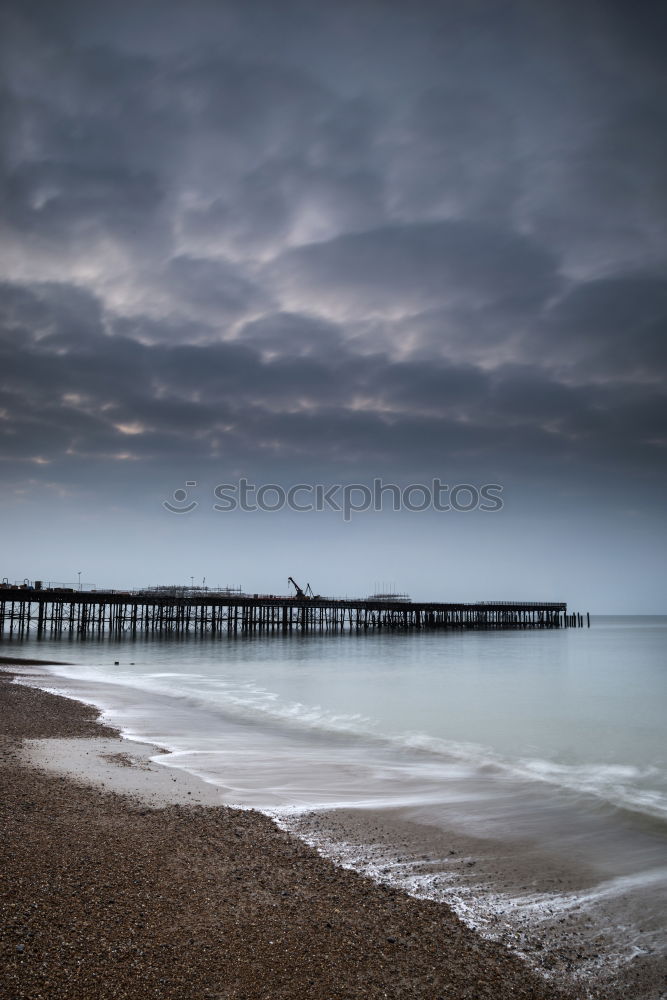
(1, 662, 590, 1000)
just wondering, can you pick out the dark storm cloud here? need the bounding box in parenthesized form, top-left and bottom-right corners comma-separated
(1, 278, 665, 498)
(269, 220, 560, 315)
(0, 0, 666, 506)
(164, 256, 273, 328)
(539, 275, 667, 379)
(3, 160, 163, 245)
(237, 313, 345, 360)
(0, 281, 104, 344)
(523, 98, 667, 274)
(385, 86, 522, 224)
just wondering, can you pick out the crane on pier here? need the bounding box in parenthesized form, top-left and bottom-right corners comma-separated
(288, 576, 320, 600)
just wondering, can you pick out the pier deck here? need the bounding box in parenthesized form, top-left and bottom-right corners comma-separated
(0, 590, 585, 636)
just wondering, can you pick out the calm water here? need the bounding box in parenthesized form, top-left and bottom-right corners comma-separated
(3, 616, 666, 992)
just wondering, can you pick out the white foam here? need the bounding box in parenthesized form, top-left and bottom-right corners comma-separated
(512, 758, 667, 820)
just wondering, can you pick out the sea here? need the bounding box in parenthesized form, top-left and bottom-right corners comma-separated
(3, 615, 666, 998)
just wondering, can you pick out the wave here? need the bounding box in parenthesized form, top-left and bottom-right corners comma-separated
(25, 660, 667, 824)
(511, 758, 667, 820)
(35, 661, 381, 738)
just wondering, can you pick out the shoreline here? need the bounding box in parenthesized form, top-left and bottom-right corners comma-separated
(1, 661, 583, 1000)
(8, 658, 666, 998)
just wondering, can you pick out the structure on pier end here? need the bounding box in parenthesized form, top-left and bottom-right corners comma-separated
(0, 587, 587, 637)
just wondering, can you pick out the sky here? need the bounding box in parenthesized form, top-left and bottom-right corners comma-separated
(0, 0, 665, 610)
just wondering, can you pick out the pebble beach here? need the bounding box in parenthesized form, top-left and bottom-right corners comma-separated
(0, 662, 585, 1000)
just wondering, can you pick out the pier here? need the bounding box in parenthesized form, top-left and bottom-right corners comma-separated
(0, 588, 587, 637)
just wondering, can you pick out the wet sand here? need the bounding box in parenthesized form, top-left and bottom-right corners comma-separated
(0, 661, 587, 1000)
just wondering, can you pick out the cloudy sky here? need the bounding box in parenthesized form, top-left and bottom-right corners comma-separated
(1, 0, 665, 609)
